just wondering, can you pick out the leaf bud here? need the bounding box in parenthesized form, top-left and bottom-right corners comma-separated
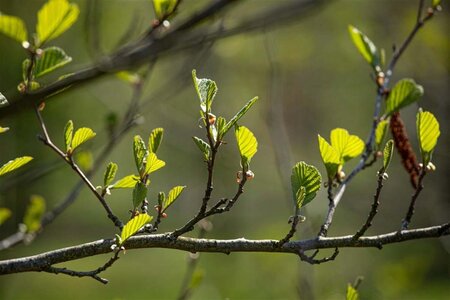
(426, 162, 436, 172)
(245, 170, 255, 180)
(207, 113, 216, 125)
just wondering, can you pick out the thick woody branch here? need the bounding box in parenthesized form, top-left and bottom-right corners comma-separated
(1, 223, 448, 276)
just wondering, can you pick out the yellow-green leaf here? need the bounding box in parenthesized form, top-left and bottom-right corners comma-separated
(383, 139, 394, 171)
(132, 182, 147, 208)
(375, 120, 389, 149)
(0, 126, 9, 134)
(110, 174, 140, 189)
(64, 120, 73, 152)
(36, 0, 80, 45)
(416, 109, 440, 165)
(0, 13, 28, 42)
(432, 0, 441, 7)
(291, 161, 322, 207)
(295, 186, 306, 208)
(71, 127, 96, 151)
(348, 25, 379, 69)
(133, 135, 148, 173)
(23, 195, 46, 233)
(192, 69, 217, 114)
(75, 150, 93, 172)
(0, 208, 12, 226)
(385, 79, 423, 117)
(330, 128, 364, 163)
(346, 284, 359, 300)
(23, 47, 72, 78)
(192, 136, 210, 160)
(116, 71, 141, 85)
(104, 162, 118, 187)
(145, 152, 166, 175)
(149, 128, 164, 153)
(152, 0, 178, 20)
(318, 135, 340, 179)
(0, 156, 33, 176)
(235, 125, 258, 166)
(162, 185, 186, 212)
(120, 213, 152, 245)
(220, 97, 258, 138)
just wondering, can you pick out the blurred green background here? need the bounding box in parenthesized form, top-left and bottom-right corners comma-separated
(0, 0, 449, 299)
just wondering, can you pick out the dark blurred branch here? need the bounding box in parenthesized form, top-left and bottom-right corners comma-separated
(1, 223, 448, 276)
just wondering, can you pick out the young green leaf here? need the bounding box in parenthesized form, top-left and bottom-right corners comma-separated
(23, 195, 46, 233)
(23, 47, 72, 78)
(220, 97, 258, 137)
(71, 127, 96, 151)
(110, 174, 140, 189)
(416, 109, 440, 165)
(318, 135, 340, 179)
(346, 284, 359, 300)
(120, 213, 153, 245)
(133, 135, 148, 173)
(192, 70, 218, 114)
(152, 0, 178, 20)
(149, 128, 164, 153)
(295, 186, 306, 208)
(36, 0, 80, 46)
(0, 208, 12, 226)
(132, 182, 147, 208)
(0, 156, 33, 176)
(330, 128, 364, 163)
(158, 191, 165, 207)
(348, 25, 379, 69)
(385, 79, 423, 117)
(64, 120, 73, 152)
(192, 136, 211, 160)
(103, 162, 118, 187)
(0, 13, 28, 42)
(0, 126, 9, 134)
(115, 71, 141, 85)
(216, 116, 226, 135)
(375, 120, 389, 149)
(162, 185, 186, 212)
(145, 152, 166, 175)
(235, 125, 258, 167)
(0, 92, 8, 106)
(291, 161, 322, 207)
(383, 139, 394, 171)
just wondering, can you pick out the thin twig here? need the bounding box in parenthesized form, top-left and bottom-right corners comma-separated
(402, 170, 426, 229)
(297, 248, 339, 265)
(278, 207, 301, 247)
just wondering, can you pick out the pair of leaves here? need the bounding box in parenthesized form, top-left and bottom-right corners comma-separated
(348, 25, 381, 71)
(119, 213, 153, 246)
(384, 79, 423, 117)
(158, 186, 186, 213)
(23, 195, 46, 233)
(0, 156, 33, 176)
(23, 47, 72, 79)
(235, 125, 258, 168)
(64, 120, 96, 154)
(134, 129, 165, 175)
(318, 128, 364, 178)
(291, 162, 321, 208)
(152, 0, 178, 20)
(417, 109, 440, 165)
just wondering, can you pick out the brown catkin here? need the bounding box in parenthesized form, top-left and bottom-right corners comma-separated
(390, 112, 419, 188)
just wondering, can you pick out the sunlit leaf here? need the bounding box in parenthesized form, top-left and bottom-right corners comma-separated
(192, 136, 210, 160)
(192, 70, 217, 114)
(220, 97, 258, 138)
(385, 79, 423, 117)
(36, 0, 80, 45)
(71, 127, 96, 151)
(0, 156, 33, 176)
(23, 47, 72, 78)
(375, 120, 389, 149)
(75, 150, 93, 172)
(416, 109, 440, 165)
(291, 161, 322, 207)
(383, 140, 394, 171)
(149, 128, 164, 153)
(64, 120, 73, 152)
(145, 152, 165, 175)
(295, 186, 306, 208)
(318, 135, 340, 179)
(152, 0, 178, 20)
(346, 284, 359, 300)
(235, 125, 258, 167)
(330, 128, 364, 163)
(110, 174, 140, 189)
(23, 195, 46, 233)
(0, 92, 8, 107)
(432, 0, 442, 7)
(133, 135, 148, 173)
(348, 25, 379, 69)
(162, 185, 186, 212)
(0, 126, 9, 134)
(120, 213, 152, 245)
(104, 162, 118, 187)
(0, 208, 12, 226)
(0, 13, 28, 42)
(132, 182, 147, 208)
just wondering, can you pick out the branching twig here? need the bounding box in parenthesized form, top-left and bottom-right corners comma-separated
(297, 247, 339, 265)
(278, 206, 301, 246)
(402, 170, 427, 230)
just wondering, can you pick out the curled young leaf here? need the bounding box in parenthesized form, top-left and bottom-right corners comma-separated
(149, 128, 164, 153)
(120, 213, 153, 245)
(375, 120, 389, 150)
(0, 156, 33, 176)
(132, 182, 147, 208)
(220, 97, 258, 138)
(192, 70, 218, 114)
(64, 120, 73, 152)
(162, 186, 186, 212)
(348, 25, 379, 70)
(291, 161, 321, 208)
(133, 135, 148, 174)
(103, 162, 118, 187)
(383, 139, 394, 171)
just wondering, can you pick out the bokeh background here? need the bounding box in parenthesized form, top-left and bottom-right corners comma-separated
(0, 0, 449, 299)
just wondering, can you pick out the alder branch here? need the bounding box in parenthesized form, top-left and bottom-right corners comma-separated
(0, 223, 448, 276)
(402, 170, 427, 229)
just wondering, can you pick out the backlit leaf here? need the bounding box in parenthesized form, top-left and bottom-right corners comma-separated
(291, 161, 322, 207)
(192, 136, 210, 160)
(348, 25, 379, 69)
(110, 174, 140, 189)
(0, 13, 28, 42)
(0, 126, 9, 134)
(145, 152, 165, 175)
(23, 195, 46, 233)
(0, 208, 12, 226)
(120, 213, 152, 245)
(23, 47, 72, 78)
(220, 97, 258, 137)
(36, 0, 80, 45)
(104, 162, 118, 187)
(375, 120, 389, 149)
(416, 109, 440, 165)
(149, 128, 164, 153)
(64, 120, 73, 152)
(235, 125, 258, 166)
(133, 135, 148, 173)
(346, 284, 359, 300)
(383, 139, 394, 171)
(318, 135, 340, 179)
(162, 185, 186, 212)
(132, 182, 147, 208)
(152, 0, 178, 20)
(0, 156, 33, 176)
(192, 70, 217, 114)
(385, 79, 423, 117)
(71, 127, 96, 151)
(330, 128, 364, 163)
